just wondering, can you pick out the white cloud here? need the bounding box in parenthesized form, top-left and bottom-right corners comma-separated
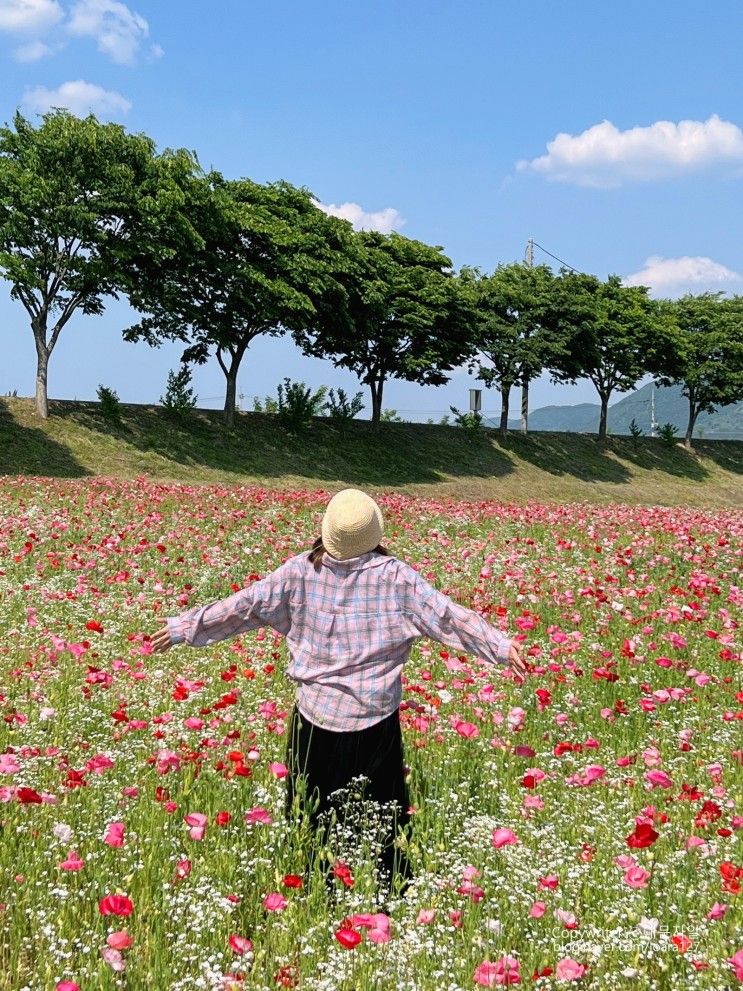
(316, 200, 405, 233)
(624, 255, 743, 296)
(67, 0, 149, 64)
(22, 78, 131, 117)
(0, 0, 62, 32)
(517, 115, 743, 187)
(14, 37, 52, 59)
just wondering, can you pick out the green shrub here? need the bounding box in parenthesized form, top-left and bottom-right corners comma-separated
(160, 367, 197, 417)
(658, 422, 679, 448)
(326, 388, 364, 427)
(380, 408, 402, 423)
(450, 405, 483, 439)
(97, 385, 122, 424)
(277, 379, 328, 432)
(628, 418, 643, 448)
(252, 395, 278, 414)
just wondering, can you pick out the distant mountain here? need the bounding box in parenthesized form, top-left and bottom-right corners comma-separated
(505, 383, 743, 439)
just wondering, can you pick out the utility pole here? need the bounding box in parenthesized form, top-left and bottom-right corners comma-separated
(650, 383, 658, 437)
(521, 238, 534, 435)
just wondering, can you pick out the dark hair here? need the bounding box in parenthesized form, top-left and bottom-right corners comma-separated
(308, 536, 389, 570)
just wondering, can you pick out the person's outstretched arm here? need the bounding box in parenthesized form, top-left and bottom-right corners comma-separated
(149, 560, 293, 653)
(400, 563, 527, 678)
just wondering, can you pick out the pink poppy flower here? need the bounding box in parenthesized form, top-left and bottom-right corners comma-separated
(262, 892, 287, 912)
(453, 718, 479, 738)
(244, 807, 272, 825)
(104, 822, 125, 847)
(614, 854, 636, 870)
(686, 836, 707, 850)
(184, 812, 207, 841)
(269, 762, 288, 779)
(229, 934, 253, 955)
(0, 755, 21, 775)
(529, 901, 546, 918)
(101, 947, 125, 972)
(56, 983, 80, 991)
(155, 750, 180, 774)
(727, 949, 743, 981)
(555, 958, 588, 981)
(644, 770, 673, 789)
(706, 902, 727, 921)
(107, 931, 133, 951)
(624, 867, 651, 888)
(474, 955, 521, 986)
(492, 828, 519, 849)
(59, 850, 85, 872)
(417, 908, 436, 924)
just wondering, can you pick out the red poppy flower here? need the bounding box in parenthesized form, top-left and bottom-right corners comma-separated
(335, 926, 361, 949)
(16, 788, 43, 804)
(99, 894, 133, 917)
(626, 823, 659, 849)
(672, 934, 692, 954)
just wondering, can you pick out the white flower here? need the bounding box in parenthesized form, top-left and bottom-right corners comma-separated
(53, 823, 74, 844)
(637, 916, 659, 934)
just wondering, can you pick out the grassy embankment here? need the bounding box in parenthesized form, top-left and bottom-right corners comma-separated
(1, 397, 741, 506)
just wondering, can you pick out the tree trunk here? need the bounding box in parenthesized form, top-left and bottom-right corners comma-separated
(369, 378, 384, 430)
(685, 401, 698, 449)
(520, 376, 529, 434)
(224, 368, 238, 428)
(598, 395, 609, 441)
(33, 327, 50, 419)
(217, 342, 249, 429)
(499, 382, 512, 438)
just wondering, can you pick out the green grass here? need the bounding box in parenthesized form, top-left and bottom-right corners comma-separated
(1, 396, 741, 506)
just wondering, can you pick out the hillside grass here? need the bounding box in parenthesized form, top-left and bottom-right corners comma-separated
(1, 396, 741, 507)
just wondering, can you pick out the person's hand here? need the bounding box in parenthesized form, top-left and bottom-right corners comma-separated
(149, 624, 173, 654)
(508, 642, 528, 681)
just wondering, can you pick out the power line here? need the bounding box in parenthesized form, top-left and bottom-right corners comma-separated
(531, 241, 581, 274)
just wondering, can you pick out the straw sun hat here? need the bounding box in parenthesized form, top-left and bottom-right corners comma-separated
(321, 488, 384, 560)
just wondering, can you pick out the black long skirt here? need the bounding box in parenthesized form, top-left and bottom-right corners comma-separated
(284, 704, 413, 888)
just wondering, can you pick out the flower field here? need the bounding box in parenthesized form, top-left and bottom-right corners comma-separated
(0, 477, 741, 991)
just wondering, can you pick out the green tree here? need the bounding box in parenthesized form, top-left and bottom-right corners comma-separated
(295, 231, 475, 429)
(463, 262, 559, 437)
(550, 273, 672, 440)
(657, 293, 743, 447)
(125, 175, 352, 427)
(0, 110, 194, 418)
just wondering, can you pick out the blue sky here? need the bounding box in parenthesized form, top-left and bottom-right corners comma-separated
(2, 0, 742, 424)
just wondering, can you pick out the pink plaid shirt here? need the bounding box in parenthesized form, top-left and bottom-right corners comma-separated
(167, 550, 512, 732)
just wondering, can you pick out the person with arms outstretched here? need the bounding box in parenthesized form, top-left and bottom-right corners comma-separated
(150, 488, 526, 896)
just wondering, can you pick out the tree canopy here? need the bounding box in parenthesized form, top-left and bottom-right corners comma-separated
(656, 293, 743, 446)
(125, 175, 354, 425)
(294, 231, 475, 428)
(549, 273, 674, 439)
(0, 109, 195, 417)
(463, 262, 560, 435)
